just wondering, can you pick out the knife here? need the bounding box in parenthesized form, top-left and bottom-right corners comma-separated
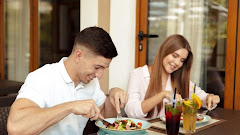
(98, 118, 113, 127)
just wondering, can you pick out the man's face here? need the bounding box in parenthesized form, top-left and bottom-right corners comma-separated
(77, 52, 112, 84)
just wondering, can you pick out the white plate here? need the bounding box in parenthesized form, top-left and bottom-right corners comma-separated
(160, 114, 211, 125)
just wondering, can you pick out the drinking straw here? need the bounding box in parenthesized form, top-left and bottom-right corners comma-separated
(172, 88, 177, 108)
(193, 83, 196, 93)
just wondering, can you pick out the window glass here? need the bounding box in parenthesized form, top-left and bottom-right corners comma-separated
(39, 0, 80, 67)
(147, 0, 228, 107)
(4, 0, 30, 81)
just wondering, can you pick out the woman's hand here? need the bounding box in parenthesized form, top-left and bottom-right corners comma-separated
(206, 94, 220, 110)
(160, 91, 182, 102)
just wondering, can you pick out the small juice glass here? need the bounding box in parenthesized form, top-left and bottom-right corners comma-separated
(182, 99, 198, 133)
(165, 102, 182, 135)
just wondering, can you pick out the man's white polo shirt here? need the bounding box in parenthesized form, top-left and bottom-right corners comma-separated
(17, 57, 106, 135)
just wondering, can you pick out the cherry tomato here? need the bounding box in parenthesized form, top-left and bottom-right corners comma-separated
(137, 122, 142, 127)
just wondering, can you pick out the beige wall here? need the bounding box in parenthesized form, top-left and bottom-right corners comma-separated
(98, 0, 110, 94)
(80, 0, 136, 92)
(80, 0, 110, 94)
(109, 0, 136, 91)
(80, 0, 98, 30)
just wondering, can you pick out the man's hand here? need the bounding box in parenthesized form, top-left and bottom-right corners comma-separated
(206, 94, 220, 110)
(109, 87, 128, 114)
(72, 99, 103, 121)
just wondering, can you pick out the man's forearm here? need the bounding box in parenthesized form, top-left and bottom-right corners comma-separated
(8, 101, 73, 135)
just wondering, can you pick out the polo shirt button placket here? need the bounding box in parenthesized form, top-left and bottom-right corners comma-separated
(74, 87, 79, 100)
(74, 85, 82, 100)
(74, 90, 77, 100)
(70, 82, 76, 100)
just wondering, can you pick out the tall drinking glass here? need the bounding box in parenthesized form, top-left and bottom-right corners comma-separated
(165, 102, 182, 135)
(182, 99, 198, 133)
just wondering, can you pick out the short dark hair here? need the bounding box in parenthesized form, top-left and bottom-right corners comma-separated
(73, 27, 118, 58)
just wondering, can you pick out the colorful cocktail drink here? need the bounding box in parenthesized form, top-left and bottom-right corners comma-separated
(165, 102, 182, 135)
(182, 99, 198, 132)
(182, 94, 202, 133)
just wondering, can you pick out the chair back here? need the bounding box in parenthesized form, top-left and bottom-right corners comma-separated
(0, 106, 10, 135)
(0, 94, 16, 134)
(0, 94, 17, 107)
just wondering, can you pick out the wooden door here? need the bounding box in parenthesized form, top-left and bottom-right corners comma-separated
(135, 0, 148, 67)
(233, 0, 240, 110)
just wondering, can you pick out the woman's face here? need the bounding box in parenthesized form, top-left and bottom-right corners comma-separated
(162, 48, 189, 74)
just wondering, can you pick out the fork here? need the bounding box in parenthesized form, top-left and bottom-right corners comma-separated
(116, 100, 123, 121)
(202, 110, 209, 115)
(117, 113, 122, 121)
(98, 117, 113, 126)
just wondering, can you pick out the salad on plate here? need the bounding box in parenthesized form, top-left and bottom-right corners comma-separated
(105, 119, 142, 130)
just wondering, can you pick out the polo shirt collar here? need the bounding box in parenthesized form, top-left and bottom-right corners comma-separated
(59, 57, 85, 89)
(76, 82, 85, 89)
(59, 57, 73, 84)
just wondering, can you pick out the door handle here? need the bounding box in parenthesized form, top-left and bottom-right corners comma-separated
(138, 31, 158, 41)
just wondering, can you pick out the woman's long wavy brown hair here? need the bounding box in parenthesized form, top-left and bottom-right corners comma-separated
(145, 34, 193, 118)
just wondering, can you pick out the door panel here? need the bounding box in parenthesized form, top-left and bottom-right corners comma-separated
(224, 0, 238, 109)
(30, 0, 38, 72)
(0, 0, 4, 79)
(234, 0, 240, 110)
(135, 0, 148, 67)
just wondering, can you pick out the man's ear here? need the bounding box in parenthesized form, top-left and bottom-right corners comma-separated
(75, 49, 84, 62)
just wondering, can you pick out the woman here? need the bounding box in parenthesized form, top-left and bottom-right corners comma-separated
(125, 34, 220, 120)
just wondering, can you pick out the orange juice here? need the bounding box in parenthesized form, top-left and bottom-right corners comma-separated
(182, 99, 198, 133)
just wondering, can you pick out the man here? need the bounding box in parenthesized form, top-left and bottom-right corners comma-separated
(7, 27, 128, 135)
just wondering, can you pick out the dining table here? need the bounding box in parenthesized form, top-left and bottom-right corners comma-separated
(193, 107, 240, 135)
(148, 107, 240, 135)
(87, 107, 240, 135)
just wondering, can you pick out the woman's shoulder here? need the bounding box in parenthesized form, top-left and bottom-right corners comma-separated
(132, 65, 147, 72)
(131, 65, 150, 77)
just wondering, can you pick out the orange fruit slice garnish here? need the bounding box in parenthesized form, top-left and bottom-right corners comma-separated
(183, 100, 192, 107)
(192, 93, 202, 109)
